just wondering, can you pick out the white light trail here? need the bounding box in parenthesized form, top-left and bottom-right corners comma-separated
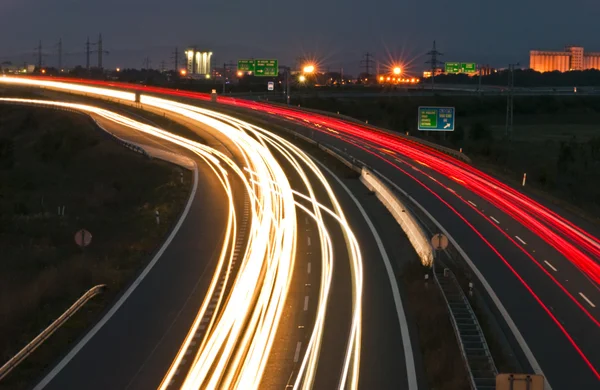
(0, 82, 365, 390)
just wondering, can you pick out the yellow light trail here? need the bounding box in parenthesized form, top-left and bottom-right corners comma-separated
(0, 78, 365, 390)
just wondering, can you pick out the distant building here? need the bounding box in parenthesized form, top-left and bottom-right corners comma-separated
(185, 48, 213, 77)
(530, 46, 600, 72)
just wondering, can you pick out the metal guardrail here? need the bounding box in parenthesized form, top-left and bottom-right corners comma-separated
(0, 284, 107, 382)
(433, 262, 498, 390)
(281, 129, 502, 389)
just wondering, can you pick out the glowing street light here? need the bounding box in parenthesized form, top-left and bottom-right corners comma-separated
(393, 67, 401, 75)
(237, 71, 243, 77)
(299, 75, 307, 82)
(180, 69, 187, 76)
(303, 64, 315, 73)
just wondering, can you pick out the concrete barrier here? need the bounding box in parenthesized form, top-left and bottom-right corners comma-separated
(360, 167, 433, 266)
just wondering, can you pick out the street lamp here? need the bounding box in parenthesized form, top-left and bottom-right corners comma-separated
(299, 75, 307, 82)
(393, 66, 401, 75)
(303, 64, 315, 73)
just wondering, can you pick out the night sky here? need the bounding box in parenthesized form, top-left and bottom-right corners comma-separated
(1, 0, 599, 75)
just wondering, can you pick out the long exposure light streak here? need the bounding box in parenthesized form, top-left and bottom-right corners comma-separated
(0, 89, 364, 389)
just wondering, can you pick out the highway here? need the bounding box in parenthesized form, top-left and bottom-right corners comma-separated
(5, 76, 600, 389)
(0, 89, 421, 390)
(218, 104, 600, 389)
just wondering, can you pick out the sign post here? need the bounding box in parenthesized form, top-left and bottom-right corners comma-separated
(418, 107, 455, 131)
(445, 62, 477, 74)
(495, 374, 544, 390)
(237, 59, 255, 73)
(445, 62, 461, 74)
(254, 59, 278, 76)
(461, 62, 477, 73)
(74, 229, 92, 250)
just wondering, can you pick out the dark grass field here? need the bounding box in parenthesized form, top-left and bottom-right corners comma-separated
(0, 105, 190, 389)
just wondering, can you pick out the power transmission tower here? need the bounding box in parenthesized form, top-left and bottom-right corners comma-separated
(56, 38, 62, 70)
(171, 47, 182, 71)
(85, 36, 95, 70)
(94, 34, 109, 69)
(425, 40, 443, 90)
(360, 52, 375, 78)
(143, 57, 151, 69)
(35, 40, 43, 69)
(33, 40, 49, 70)
(160, 60, 166, 72)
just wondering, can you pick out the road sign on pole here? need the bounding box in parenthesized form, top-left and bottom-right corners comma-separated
(267, 81, 274, 91)
(445, 62, 477, 74)
(255, 59, 278, 76)
(445, 62, 461, 74)
(461, 62, 477, 73)
(418, 106, 455, 131)
(74, 229, 92, 248)
(237, 59, 255, 73)
(496, 374, 544, 390)
(431, 233, 449, 251)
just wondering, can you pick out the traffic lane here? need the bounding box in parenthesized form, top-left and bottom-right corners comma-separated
(321, 167, 417, 389)
(258, 147, 322, 389)
(386, 152, 600, 318)
(184, 103, 410, 388)
(302, 167, 353, 390)
(40, 156, 233, 390)
(337, 140, 600, 389)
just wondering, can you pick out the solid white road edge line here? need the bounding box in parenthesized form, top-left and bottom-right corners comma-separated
(34, 162, 199, 390)
(314, 160, 418, 390)
(373, 169, 550, 390)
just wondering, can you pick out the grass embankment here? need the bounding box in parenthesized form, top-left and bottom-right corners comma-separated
(292, 95, 600, 221)
(0, 105, 190, 389)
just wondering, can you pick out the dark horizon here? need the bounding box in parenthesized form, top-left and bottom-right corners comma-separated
(1, 0, 599, 76)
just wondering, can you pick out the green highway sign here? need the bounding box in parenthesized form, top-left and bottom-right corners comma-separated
(445, 62, 461, 74)
(255, 59, 278, 76)
(461, 62, 477, 73)
(237, 59, 255, 73)
(446, 62, 477, 74)
(418, 106, 455, 131)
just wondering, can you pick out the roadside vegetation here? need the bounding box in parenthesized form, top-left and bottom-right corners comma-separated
(292, 95, 600, 221)
(0, 105, 190, 389)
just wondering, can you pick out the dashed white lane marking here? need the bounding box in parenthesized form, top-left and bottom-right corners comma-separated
(303, 296, 309, 311)
(515, 236, 527, 245)
(544, 260, 558, 272)
(468, 200, 478, 207)
(490, 216, 500, 224)
(307, 262, 311, 274)
(293, 342, 302, 362)
(579, 292, 596, 308)
(307, 236, 311, 246)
